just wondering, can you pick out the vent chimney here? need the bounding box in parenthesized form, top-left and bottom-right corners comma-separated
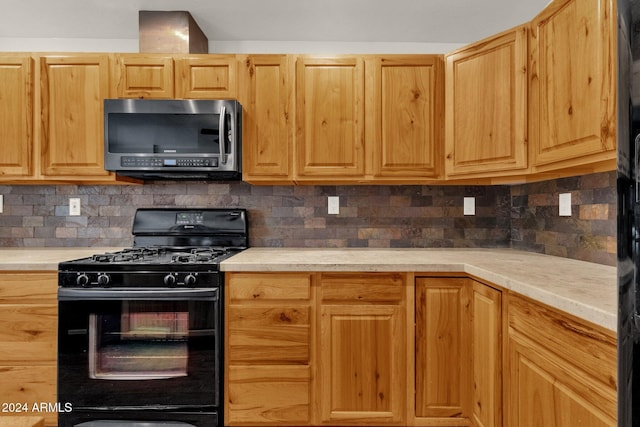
(139, 11, 209, 53)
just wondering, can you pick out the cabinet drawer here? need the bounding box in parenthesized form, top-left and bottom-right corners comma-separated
(228, 305, 310, 363)
(228, 273, 311, 301)
(228, 365, 310, 425)
(507, 294, 616, 391)
(320, 273, 405, 303)
(0, 273, 58, 304)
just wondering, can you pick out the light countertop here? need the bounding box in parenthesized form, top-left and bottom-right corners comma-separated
(221, 248, 617, 332)
(0, 247, 617, 332)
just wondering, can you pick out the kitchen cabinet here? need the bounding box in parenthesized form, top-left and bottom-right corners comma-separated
(318, 273, 406, 425)
(414, 277, 502, 426)
(506, 293, 616, 427)
(366, 55, 444, 181)
(0, 271, 58, 427)
(40, 54, 115, 180)
(444, 26, 528, 179)
(295, 56, 366, 182)
(226, 272, 314, 425)
(113, 53, 237, 99)
(238, 55, 294, 184)
(528, 0, 616, 173)
(0, 54, 33, 178)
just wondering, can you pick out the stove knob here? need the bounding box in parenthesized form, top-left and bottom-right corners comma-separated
(184, 274, 197, 287)
(97, 274, 110, 286)
(164, 274, 177, 287)
(76, 274, 89, 287)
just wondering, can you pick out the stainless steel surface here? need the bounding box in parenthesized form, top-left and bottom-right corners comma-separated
(139, 11, 208, 54)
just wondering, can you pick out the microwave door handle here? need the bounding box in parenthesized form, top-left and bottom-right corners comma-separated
(219, 105, 227, 164)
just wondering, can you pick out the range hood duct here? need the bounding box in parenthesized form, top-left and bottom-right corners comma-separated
(139, 11, 209, 54)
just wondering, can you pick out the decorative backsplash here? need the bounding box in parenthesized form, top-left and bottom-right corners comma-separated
(0, 171, 616, 266)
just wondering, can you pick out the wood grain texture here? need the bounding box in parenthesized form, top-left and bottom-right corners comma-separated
(175, 54, 237, 99)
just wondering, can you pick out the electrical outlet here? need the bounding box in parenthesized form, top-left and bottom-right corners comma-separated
(559, 193, 572, 216)
(0, 195, 3, 214)
(69, 198, 81, 216)
(328, 196, 340, 215)
(463, 197, 475, 216)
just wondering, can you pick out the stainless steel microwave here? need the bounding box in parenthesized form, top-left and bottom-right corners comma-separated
(104, 99, 241, 180)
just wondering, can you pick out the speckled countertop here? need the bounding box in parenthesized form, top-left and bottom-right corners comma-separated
(221, 248, 617, 332)
(0, 247, 617, 332)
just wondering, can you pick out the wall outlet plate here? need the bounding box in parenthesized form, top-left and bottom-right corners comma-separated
(464, 197, 475, 216)
(0, 194, 3, 213)
(559, 193, 572, 216)
(328, 196, 340, 215)
(69, 198, 81, 216)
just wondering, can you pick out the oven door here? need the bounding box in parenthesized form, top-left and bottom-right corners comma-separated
(58, 288, 220, 410)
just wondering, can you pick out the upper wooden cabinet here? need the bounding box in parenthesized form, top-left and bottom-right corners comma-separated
(113, 54, 237, 99)
(0, 55, 33, 178)
(295, 56, 366, 181)
(40, 54, 114, 179)
(528, 0, 616, 173)
(445, 26, 528, 179)
(238, 55, 294, 184)
(366, 55, 443, 180)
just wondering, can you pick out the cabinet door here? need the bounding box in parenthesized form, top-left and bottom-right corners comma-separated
(0, 55, 33, 178)
(40, 55, 112, 178)
(471, 281, 502, 427)
(319, 304, 404, 424)
(445, 26, 528, 178)
(367, 55, 443, 180)
(113, 54, 174, 98)
(239, 55, 294, 184)
(415, 277, 471, 420)
(175, 55, 237, 99)
(295, 56, 365, 181)
(529, 0, 615, 171)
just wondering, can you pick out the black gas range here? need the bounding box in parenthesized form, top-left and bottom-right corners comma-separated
(57, 208, 247, 427)
(58, 208, 248, 288)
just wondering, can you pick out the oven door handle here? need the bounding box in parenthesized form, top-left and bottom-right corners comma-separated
(58, 287, 218, 301)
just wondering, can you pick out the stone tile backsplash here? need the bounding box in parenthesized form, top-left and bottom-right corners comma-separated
(0, 171, 617, 266)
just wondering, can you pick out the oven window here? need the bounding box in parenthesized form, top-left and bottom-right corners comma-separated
(89, 301, 191, 380)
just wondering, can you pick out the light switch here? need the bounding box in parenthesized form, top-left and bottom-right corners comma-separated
(69, 198, 81, 216)
(464, 197, 475, 216)
(559, 193, 572, 216)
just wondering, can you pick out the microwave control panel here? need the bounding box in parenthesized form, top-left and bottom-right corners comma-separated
(121, 157, 219, 168)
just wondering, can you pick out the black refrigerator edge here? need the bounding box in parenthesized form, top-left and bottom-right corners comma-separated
(618, 0, 640, 425)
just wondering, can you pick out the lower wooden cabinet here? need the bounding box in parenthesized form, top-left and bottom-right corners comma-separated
(506, 294, 616, 427)
(0, 271, 58, 427)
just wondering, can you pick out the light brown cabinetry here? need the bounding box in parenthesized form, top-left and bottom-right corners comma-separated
(318, 273, 406, 425)
(506, 294, 616, 427)
(0, 271, 58, 427)
(226, 272, 314, 425)
(366, 55, 443, 181)
(295, 56, 366, 181)
(40, 55, 113, 179)
(528, 0, 616, 173)
(113, 53, 237, 99)
(414, 277, 502, 426)
(445, 26, 528, 179)
(238, 55, 294, 184)
(0, 55, 33, 178)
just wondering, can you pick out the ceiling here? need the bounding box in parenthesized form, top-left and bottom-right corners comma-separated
(0, 0, 550, 48)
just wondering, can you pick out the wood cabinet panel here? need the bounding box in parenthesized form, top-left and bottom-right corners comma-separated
(318, 304, 405, 424)
(228, 272, 311, 301)
(415, 277, 471, 419)
(506, 294, 616, 426)
(0, 304, 57, 363)
(113, 54, 174, 98)
(239, 55, 294, 184)
(0, 55, 33, 178)
(445, 26, 528, 178)
(228, 305, 310, 364)
(295, 56, 366, 180)
(529, 0, 616, 171)
(366, 55, 443, 179)
(320, 272, 404, 303)
(0, 272, 57, 303)
(175, 55, 237, 99)
(0, 365, 56, 426)
(228, 365, 310, 425)
(40, 55, 112, 178)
